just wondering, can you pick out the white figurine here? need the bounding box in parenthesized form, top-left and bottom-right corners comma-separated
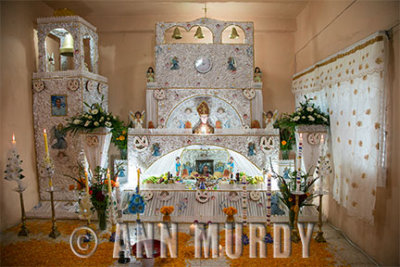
(129, 110, 145, 129)
(263, 110, 278, 131)
(47, 52, 55, 72)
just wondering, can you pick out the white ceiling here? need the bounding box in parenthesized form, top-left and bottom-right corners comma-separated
(43, 1, 309, 20)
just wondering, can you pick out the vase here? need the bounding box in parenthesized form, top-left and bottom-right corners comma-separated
(281, 150, 290, 160)
(120, 148, 127, 160)
(80, 128, 112, 173)
(97, 209, 107, 231)
(226, 215, 235, 223)
(162, 214, 171, 223)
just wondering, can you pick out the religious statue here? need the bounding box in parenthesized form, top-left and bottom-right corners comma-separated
(263, 110, 278, 131)
(253, 67, 262, 83)
(227, 57, 237, 72)
(175, 157, 182, 177)
(129, 110, 145, 129)
(227, 156, 235, 174)
(170, 57, 179, 70)
(193, 101, 214, 134)
(47, 52, 55, 72)
(146, 67, 155, 83)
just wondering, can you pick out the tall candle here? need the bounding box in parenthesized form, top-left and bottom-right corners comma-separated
(43, 129, 50, 159)
(319, 134, 325, 192)
(137, 168, 141, 192)
(84, 171, 89, 194)
(107, 168, 112, 195)
(266, 172, 272, 227)
(296, 133, 303, 192)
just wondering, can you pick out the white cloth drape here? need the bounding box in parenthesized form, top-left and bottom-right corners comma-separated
(292, 32, 388, 223)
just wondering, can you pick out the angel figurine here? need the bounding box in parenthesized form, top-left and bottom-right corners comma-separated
(263, 110, 278, 131)
(51, 123, 68, 159)
(253, 67, 262, 82)
(129, 110, 145, 129)
(146, 67, 155, 83)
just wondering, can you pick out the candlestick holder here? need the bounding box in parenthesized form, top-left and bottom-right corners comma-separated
(47, 188, 60, 238)
(14, 188, 29, 236)
(314, 191, 327, 243)
(291, 191, 303, 243)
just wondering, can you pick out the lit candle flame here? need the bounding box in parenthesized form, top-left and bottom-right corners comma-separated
(12, 133, 16, 144)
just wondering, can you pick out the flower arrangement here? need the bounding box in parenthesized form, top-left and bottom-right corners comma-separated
(128, 194, 145, 214)
(275, 96, 329, 129)
(160, 206, 174, 215)
(272, 169, 318, 229)
(160, 206, 174, 223)
(111, 124, 129, 159)
(64, 95, 121, 135)
(223, 207, 237, 216)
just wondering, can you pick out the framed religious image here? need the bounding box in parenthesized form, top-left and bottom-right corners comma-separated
(51, 95, 67, 116)
(196, 160, 214, 175)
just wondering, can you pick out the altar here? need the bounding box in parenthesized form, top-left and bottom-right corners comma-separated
(122, 18, 299, 223)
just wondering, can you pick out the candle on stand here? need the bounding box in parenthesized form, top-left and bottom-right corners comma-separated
(107, 168, 112, 195)
(84, 171, 89, 194)
(319, 134, 325, 192)
(137, 168, 141, 192)
(296, 133, 303, 192)
(43, 129, 49, 159)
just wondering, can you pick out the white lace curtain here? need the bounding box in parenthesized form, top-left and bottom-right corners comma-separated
(292, 32, 388, 223)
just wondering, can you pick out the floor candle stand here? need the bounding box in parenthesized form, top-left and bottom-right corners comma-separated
(47, 187, 60, 239)
(15, 188, 29, 236)
(314, 190, 327, 243)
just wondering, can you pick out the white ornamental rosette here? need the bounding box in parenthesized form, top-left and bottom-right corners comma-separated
(295, 125, 328, 175)
(80, 128, 112, 174)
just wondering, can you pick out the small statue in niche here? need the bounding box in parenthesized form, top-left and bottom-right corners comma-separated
(227, 57, 237, 72)
(263, 110, 278, 131)
(226, 156, 235, 174)
(148, 121, 155, 129)
(253, 67, 262, 83)
(129, 110, 145, 129)
(251, 120, 261, 129)
(248, 142, 256, 156)
(170, 57, 179, 70)
(50, 123, 68, 159)
(152, 143, 161, 156)
(175, 157, 182, 177)
(193, 101, 214, 134)
(47, 52, 55, 72)
(215, 120, 222, 129)
(146, 67, 155, 82)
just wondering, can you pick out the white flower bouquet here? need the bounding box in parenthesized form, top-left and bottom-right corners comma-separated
(65, 95, 122, 135)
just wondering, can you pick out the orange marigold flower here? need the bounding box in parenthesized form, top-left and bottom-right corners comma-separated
(119, 135, 125, 141)
(288, 197, 293, 202)
(122, 130, 126, 135)
(160, 206, 174, 215)
(281, 140, 287, 146)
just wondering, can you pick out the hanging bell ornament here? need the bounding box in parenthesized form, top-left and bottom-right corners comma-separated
(194, 26, 204, 39)
(172, 27, 182, 39)
(60, 33, 74, 57)
(229, 27, 239, 39)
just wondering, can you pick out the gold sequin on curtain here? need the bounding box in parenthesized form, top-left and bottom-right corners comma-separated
(292, 32, 388, 223)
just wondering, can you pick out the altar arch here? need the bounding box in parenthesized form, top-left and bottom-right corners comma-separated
(165, 94, 244, 129)
(141, 144, 261, 180)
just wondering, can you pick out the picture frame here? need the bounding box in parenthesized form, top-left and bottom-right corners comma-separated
(51, 95, 67, 116)
(196, 159, 214, 174)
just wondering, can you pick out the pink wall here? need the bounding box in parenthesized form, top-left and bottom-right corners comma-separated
(294, 1, 399, 265)
(0, 1, 54, 230)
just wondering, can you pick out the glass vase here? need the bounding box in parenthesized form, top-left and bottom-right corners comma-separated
(97, 209, 107, 231)
(281, 150, 290, 160)
(120, 148, 127, 160)
(162, 214, 171, 223)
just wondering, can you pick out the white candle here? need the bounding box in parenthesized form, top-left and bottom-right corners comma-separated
(107, 168, 112, 195)
(296, 133, 303, 192)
